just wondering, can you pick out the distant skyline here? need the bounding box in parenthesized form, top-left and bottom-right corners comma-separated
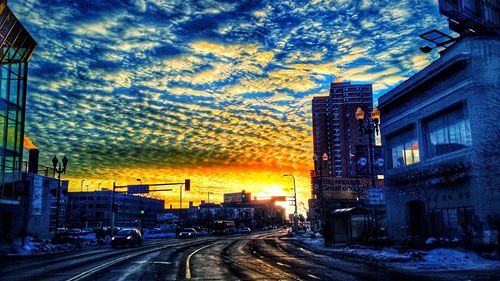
(12, 0, 448, 212)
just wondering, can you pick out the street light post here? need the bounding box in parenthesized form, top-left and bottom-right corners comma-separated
(208, 192, 213, 203)
(81, 179, 85, 192)
(355, 107, 381, 240)
(283, 174, 298, 232)
(52, 155, 68, 238)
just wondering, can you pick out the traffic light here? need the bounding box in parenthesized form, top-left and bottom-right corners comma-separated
(184, 179, 190, 191)
(139, 208, 145, 217)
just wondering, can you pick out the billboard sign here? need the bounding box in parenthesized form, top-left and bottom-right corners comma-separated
(314, 177, 383, 201)
(355, 145, 384, 176)
(127, 184, 149, 194)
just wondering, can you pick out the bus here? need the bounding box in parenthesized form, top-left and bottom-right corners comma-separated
(212, 220, 236, 235)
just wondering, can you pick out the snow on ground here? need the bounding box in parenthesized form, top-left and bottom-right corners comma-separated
(294, 232, 500, 271)
(396, 248, 500, 271)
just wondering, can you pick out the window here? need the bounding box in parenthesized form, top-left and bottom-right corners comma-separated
(424, 104, 471, 158)
(387, 127, 419, 169)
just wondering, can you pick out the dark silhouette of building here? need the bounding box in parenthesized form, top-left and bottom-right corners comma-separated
(67, 191, 164, 229)
(0, 0, 37, 243)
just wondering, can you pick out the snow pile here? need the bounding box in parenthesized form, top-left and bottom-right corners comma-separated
(294, 233, 500, 271)
(340, 247, 413, 262)
(397, 248, 500, 271)
(9, 237, 75, 255)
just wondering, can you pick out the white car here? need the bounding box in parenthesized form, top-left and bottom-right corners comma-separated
(178, 228, 197, 238)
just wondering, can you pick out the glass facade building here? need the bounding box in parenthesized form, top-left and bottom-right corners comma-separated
(0, 0, 36, 202)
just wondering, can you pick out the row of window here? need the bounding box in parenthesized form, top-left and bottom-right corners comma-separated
(387, 103, 471, 169)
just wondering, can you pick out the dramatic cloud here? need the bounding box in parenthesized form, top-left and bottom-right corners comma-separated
(11, 0, 448, 209)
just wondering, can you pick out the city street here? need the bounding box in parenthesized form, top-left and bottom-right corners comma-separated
(2, 230, 498, 281)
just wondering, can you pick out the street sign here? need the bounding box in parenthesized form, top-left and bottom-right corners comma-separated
(368, 188, 385, 205)
(127, 184, 149, 194)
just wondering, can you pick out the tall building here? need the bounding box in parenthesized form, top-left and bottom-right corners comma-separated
(312, 81, 373, 177)
(0, 0, 37, 243)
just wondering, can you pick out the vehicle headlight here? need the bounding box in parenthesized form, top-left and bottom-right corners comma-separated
(112, 237, 115, 240)
(127, 236, 132, 240)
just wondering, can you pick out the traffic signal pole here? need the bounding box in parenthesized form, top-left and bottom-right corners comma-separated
(110, 180, 190, 236)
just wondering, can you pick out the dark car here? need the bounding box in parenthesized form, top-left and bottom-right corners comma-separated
(177, 228, 197, 239)
(111, 228, 142, 248)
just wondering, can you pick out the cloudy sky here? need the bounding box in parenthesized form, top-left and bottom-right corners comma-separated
(11, 0, 447, 212)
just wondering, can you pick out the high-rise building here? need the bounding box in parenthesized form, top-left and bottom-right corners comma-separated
(312, 81, 373, 177)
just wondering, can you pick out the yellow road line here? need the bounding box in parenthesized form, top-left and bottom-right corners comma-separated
(185, 243, 217, 279)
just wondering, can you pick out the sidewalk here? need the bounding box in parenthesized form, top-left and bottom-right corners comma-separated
(289, 231, 500, 272)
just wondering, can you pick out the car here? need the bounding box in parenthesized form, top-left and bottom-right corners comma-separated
(82, 228, 94, 235)
(111, 228, 143, 248)
(238, 227, 251, 234)
(177, 228, 197, 239)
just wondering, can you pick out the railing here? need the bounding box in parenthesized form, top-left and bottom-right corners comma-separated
(22, 161, 55, 177)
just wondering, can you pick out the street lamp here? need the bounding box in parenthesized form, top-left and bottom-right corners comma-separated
(98, 182, 102, 191)
(52, 155, 68, 238)
(313, 153, 328, 234)
(283, 174, 298, 232)
(355, 106, 381, 241)
(81, 179, 85, 192)
(137, 179, 142, 184)
(208, 192, 214, 203)
(355, 107, 380, 190)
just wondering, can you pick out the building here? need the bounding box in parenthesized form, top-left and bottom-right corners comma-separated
(378, 36, 500, 246)
(0, 0, 37, 243)
(311, 81, 384, 238)
(312, 81, 373, 177)
(67, 191, 164, 229)
(223, 190, 251, 203)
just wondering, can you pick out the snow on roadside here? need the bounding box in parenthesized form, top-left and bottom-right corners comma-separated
(396, 248, 500, 271)
(295, 232, 500, 271)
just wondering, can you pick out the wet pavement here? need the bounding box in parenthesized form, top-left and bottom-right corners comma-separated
(1, 230, 499, 281)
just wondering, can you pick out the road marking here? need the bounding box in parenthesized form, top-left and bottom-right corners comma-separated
(185, 243, 217, 279)
(308, 274, 321, 279)
(132, 261, 172, 265)
(276, 262, 290, 268)
(66, 245, 170, 281)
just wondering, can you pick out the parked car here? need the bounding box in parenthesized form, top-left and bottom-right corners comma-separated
(81, 228, 94, 235)
(111, 228, 143, 248)
(177, 228, 197, 239)
(238, 227, 251, 234)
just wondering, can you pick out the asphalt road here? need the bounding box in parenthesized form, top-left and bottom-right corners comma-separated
(1, 230, 499, 281)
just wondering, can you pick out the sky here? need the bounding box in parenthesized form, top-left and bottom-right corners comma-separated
(11, 0, 448, 213)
